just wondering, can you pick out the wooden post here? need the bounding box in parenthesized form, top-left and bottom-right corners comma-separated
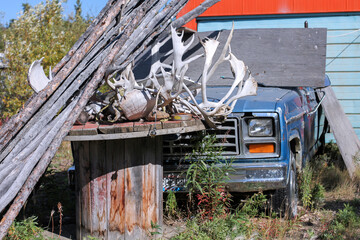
(71, 137, 163, 240)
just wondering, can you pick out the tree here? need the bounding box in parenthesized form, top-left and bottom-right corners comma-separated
(74, 0, 82, 21)
(0, 0, 90, 118)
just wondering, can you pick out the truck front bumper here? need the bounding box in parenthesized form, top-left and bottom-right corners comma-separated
(163, 162, 288, 192)
(225, 162, 288, 192)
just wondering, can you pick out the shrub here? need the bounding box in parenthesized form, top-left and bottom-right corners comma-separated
(320, 203, 360, 239)
(299, 164, 325, 210)
(239, 192, 268, 218)
(185, 134, 233, 219)
(172, 213, 252, 240)
(165, 190, 178, 218)
(5, 216, 45, 240)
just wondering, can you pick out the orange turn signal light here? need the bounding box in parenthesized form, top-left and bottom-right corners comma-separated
(248, 143, 275, 153)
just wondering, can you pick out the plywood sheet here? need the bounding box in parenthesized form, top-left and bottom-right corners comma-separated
(134, 28, 327, 87)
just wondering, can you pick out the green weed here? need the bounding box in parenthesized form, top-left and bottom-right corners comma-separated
(165, 191, 178, 218)
(149, 220, 162, 237)
(299, 164, 325, 210)
(320, 203, 360, 239)
(171, 213, 252, 240)
(5, 216, 45, 240)
(185, 134, 233, 219)
(239, 192, 268, 218)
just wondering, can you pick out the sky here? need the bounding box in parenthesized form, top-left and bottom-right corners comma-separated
(0, 0, 105, 26)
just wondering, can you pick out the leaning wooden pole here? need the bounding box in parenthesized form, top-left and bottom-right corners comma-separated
(319, 87, 360, 178)
(0, 0, 221, 238)
(0, 0, 124, 151)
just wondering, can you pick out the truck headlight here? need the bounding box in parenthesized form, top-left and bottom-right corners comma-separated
(248, 118, 273, 137)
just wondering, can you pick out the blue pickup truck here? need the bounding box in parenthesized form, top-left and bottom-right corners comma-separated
(163, 79, 328, 217)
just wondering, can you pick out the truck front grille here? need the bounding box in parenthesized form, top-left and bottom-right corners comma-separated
(163, 118, 240, 159)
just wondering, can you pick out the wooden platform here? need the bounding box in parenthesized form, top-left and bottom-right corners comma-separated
(65, 118, 205, 141)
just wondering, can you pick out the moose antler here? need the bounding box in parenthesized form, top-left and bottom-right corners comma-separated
(147, 26, 203, 107)
(185, 24, 257, 121)
(104, 24, 257, 124)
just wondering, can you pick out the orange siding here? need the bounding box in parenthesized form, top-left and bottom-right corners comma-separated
(178, 0, 360, 30)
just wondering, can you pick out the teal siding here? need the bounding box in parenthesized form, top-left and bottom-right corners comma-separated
(198, 14, 360, 141)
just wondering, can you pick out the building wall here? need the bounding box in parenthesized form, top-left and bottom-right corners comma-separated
(179, 0, 360, 30)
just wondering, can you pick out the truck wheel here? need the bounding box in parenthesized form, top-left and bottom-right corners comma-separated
(272, 152, 298, 218)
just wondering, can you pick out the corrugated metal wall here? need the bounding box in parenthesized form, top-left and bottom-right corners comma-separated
(196, 14, 360, 141)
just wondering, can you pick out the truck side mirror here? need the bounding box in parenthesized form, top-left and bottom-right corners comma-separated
(324, 75, 331, 87)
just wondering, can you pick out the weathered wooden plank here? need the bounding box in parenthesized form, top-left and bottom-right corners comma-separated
(71, 142, 82, 239)
(99, 124, 116, 134)
(197, 15, 360, 32)
(326, 72, 360, 86)
(124, 138, 145, 239)
(68, 125, 84, 136)
(347, 115, 360, 128)
(326, 30, 360, 44)
(89, 141, 107, 239)
(114, 123, 135, 133)
(319, 87, 360, 177)
(337, 100, 360, 114)
(106, 139, 125, 240)
(327, 44, 360, 58)
(134, 122, 162, 132)
(326, 58, 360, 72)
(141, 137, 157, 231)
(83, 123, 99, 135)
(77, 141, 92, 238)
(181, 118, 196, 127)
(65, 124, 206, 141)
(162, 121, 182, 129)
(154, 137, 163, 236)
(332, 87, 360, 100)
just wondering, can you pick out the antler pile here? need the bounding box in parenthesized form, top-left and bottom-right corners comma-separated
(106, 25, 258, 126)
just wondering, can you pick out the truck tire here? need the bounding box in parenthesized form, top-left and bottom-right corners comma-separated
(272, 151, 298, 218)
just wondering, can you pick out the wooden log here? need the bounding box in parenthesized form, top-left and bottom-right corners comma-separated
(0, 98, 79, 239)
(0, 99, 78, 213)
(0, 0, 154, 162)
(0, 0, 127, 152)
(0, 0, 172, 162)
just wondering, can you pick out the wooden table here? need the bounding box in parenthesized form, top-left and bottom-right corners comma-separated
(66, 118, 205, 239)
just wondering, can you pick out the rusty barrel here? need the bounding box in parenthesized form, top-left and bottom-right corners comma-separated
(71, 136, 163, 239)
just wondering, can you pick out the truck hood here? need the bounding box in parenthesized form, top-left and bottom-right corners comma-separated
(200, 86, 292, 113)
